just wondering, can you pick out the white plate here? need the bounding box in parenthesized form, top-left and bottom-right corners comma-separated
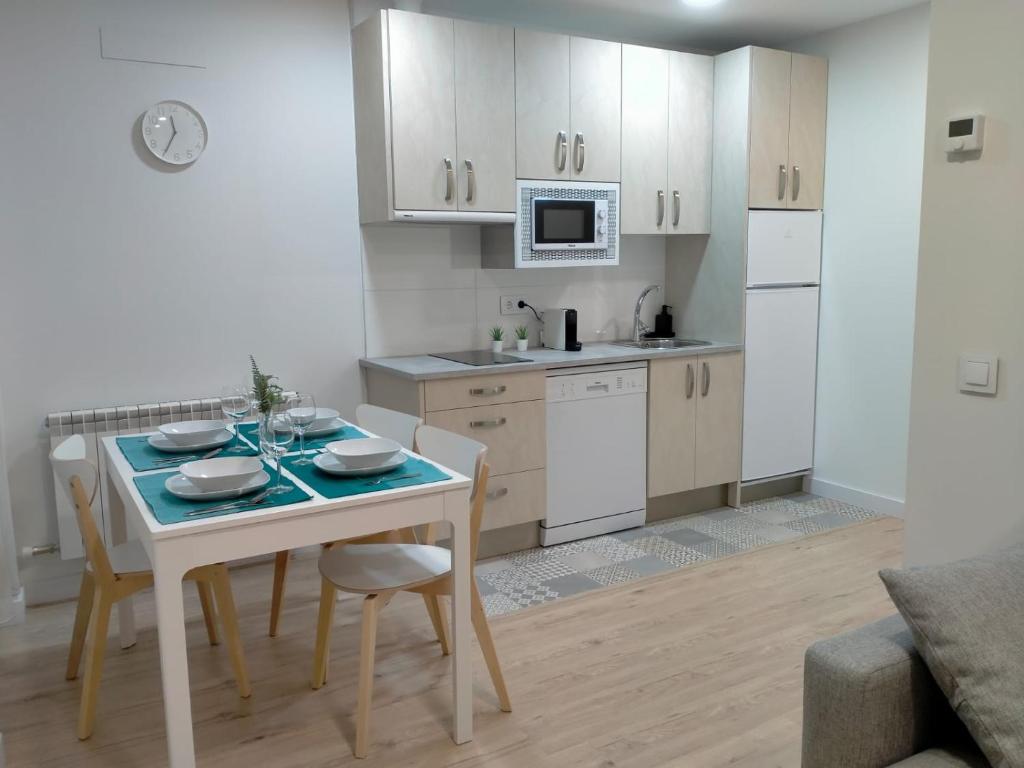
(165, 470, 271, 501)
(314, 452, 406, 477)
(302, 418, 347, 438)
(148, 430, 234, 453)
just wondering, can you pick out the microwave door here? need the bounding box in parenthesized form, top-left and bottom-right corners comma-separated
(532, 199, 595, 251)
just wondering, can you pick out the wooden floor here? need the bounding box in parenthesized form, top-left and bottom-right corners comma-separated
(0, 517, 902, 768)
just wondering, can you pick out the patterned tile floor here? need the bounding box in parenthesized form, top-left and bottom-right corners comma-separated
(477, 493, 882, 617)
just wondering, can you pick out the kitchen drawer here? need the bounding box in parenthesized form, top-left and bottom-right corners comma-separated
(425, 400, 545, 475)
(480, 469, 546, 531)
(424, 371, 545, 412)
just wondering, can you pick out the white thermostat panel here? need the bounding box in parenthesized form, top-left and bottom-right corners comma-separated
(946, 114, 985, 154)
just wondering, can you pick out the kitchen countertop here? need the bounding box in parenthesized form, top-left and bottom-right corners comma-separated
(359, 341, 743, 381)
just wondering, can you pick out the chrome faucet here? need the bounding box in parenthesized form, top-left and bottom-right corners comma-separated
(632, 284, 661, 342)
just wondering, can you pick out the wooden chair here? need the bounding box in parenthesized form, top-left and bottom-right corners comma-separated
(50, 435, 251, 740)
(310, 425, 511, 758)
(267, 405, 424, 637)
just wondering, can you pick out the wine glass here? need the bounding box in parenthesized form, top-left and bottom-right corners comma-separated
(259, 406, 294, 496)
(220, 385, 251, 453)
(287, 393, 318, 465)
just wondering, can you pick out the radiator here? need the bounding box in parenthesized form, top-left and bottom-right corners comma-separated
(46, 397, 225, 560)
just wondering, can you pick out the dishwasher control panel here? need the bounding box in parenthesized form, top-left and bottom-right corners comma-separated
(546, 366, 648, 403)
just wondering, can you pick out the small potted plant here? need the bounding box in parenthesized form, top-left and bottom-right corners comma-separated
(489, 326, 505, 353)
(514, 325, 529, 352)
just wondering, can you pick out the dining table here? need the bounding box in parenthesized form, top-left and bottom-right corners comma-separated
(100, 426, 475, 768)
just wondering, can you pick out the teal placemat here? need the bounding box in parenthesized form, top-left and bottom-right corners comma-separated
(133, 466, 311, 525)
(281, 454, 450, 499)
(236, 422, 367, 453)
(116, 434, 257, 472)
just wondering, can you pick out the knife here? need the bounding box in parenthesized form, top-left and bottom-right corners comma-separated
(184, 489, 272, 517)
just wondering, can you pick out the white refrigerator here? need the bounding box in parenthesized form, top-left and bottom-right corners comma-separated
(743, 210, 822, 482)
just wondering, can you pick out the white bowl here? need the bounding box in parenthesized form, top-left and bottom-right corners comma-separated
(179, 456, 263, 492)
(282, 406, 340, 431)
(159, 420, 227, 447)
(326, 437, 402, 469)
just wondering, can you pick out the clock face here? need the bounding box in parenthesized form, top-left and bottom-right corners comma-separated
(141, 101, 207, 165)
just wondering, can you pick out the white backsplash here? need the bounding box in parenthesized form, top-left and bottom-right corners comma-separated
(362, 226, 668, 357)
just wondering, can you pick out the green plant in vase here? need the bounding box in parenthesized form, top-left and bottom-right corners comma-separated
(249, 355, 285, 414)
(514, 325, 529, 352)
(489, 326, 505, 353)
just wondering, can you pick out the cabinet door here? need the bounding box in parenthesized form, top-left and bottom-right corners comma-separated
(620, 45, 669, 234)
(694, 351, 743, 489)
(647, 358, 697, 497)
(667, 52, 713, 234)
(787, 53, 827, 210)
(388, 11, 457, 211)
(570, 37, 622, 182)
(454, 20, 515, 212)
(515, 29, 571, 180)
(748, 47, 792, 209)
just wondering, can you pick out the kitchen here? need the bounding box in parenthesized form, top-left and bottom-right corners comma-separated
(0, 1, 933, 766)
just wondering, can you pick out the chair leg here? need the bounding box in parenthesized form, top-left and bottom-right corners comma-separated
(77, 588, 112, 740)
(66, 570, 95, 681)
(355, 593, 383, 759)
(311, 577, 337, 690)
(422, 594, 451, 656)
(471, 580, 511, 712)
(196, 580, 220, 646)
(210, 566, 251, 699)
(268, 550, 290, 637)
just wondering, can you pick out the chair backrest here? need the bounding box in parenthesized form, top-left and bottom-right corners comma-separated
(49, 436, 114, 583)
(413, 425, 489, 561)
(355, 404, 423, 451)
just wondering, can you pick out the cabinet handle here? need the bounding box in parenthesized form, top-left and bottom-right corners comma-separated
(672, 190, 681, 227)
(575, 132, 585, 173)
(486, 487, 509, 501)
(443, 157, 454, 202)
(465, 159, 475, 203)
(792, 165, 800, 201)
(686, 362, 695, 399)
(469, 385, 506, 396)
(656, 190, 665, 226)
(777, 164, 787, 200)
(701, 362, 710, 397)
(470, 417, 506, 428)
(556, 131, 568, 172)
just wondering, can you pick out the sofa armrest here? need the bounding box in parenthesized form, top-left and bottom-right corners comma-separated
(802, 614, 966, 768)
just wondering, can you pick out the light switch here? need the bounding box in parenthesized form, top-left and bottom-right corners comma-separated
(959, 354, 998, 395)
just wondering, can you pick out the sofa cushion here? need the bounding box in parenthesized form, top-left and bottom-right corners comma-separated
(879, 544, 1024, 768)
(889, 745, 990, 768)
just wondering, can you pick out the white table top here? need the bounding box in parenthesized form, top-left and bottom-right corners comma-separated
(101, 433, 472, 542)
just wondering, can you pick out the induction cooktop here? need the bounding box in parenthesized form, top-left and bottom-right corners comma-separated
(430, 350, 532, 366)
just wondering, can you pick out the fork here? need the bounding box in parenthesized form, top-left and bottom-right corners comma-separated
(153, 448, 223, 466)
(364, 472, 421, 487)
(184, 489, 272, 517)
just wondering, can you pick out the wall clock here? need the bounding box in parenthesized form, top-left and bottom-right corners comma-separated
(141, 101, 207, 165)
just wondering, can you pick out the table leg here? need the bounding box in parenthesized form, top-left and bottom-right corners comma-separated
(152, 559, 196, 768)
(450, 511, 473, 744)
(104, 470, 136, 649)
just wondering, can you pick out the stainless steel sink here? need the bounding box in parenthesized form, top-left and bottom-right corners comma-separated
(611, 338, 711, 350)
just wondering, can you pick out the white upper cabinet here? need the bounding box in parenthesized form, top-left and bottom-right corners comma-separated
(516, 30, 621, 182)
(748, 47, 827, 210)
(621, 46, 712, 234)
(668, 52, 713, 233)
(388, 11, 457, 212)
(351, 10, 516, 222)
(620, 45, 670, 233)
(454, 20, 516, 212)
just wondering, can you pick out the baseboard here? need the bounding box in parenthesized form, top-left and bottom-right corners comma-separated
(805, 477, 905, 518)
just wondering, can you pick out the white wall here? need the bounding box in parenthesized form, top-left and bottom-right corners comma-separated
(363, 228, 667, 356)
(0, 0, 365, 599)
(788, 5, 929, 516)
(904, 0, 1024, 565)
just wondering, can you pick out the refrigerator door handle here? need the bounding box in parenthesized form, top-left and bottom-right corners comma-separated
(747, 282, 820, 290)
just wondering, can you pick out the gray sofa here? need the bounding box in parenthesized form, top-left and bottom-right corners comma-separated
(802, 614, 990, 767)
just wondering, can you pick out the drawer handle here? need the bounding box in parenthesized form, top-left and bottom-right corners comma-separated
(686, 362, 695, 399)
(470, 417, 506, 428)
(486, 487, 509, 501)
(469, 385, 507, 396)
(702, 361, 711, 397)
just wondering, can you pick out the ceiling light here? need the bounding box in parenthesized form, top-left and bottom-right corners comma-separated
(681, 0, 725, 8)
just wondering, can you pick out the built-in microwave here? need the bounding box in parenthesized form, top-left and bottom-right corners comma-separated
(531, 197, 609, 251)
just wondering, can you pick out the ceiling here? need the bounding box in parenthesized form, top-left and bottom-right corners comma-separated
(413, 0, 926, 52)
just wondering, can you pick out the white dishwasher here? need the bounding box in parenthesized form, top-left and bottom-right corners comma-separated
(541, 363, 647, 546)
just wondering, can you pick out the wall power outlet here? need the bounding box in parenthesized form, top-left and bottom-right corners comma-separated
(500, 295, 530, 316)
